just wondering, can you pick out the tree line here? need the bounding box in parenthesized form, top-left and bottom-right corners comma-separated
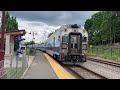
(84, 11, 120, 46)
(25, 41, 35, 46)
(0, 11, 18, 50)
(0, 11, 18, 31)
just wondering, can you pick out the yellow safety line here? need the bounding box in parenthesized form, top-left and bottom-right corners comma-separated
(44, 53, 74, 79)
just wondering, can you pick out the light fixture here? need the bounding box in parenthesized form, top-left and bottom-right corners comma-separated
(64, 28, 67, 32)
(74, 30, 76, 32)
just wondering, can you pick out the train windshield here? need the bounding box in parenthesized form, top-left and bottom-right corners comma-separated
(71, 36, 77, 44)
(62, 36, 68, 43)
(70, 24, 80, 28)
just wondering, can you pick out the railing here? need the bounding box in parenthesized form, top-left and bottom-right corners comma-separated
(0, 47, 36, 79)
(0, 53, 28, 79)
(88, 46, 120, 60)
(0, 60, 6, 79)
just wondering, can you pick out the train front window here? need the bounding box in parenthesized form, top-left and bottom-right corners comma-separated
(71, 36, 78, 49)
(71, 36, 77, 44)
(62, 36, 68, 43)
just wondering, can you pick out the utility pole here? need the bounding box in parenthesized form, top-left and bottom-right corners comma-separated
(0, 11, 6, 79)
(32, 32, 35, 48)
(0, 11, 5, 61)
(110, 22, 112, 45)
(29, 31, 37, 48)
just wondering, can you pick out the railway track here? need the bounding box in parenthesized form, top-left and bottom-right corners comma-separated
(61, 64, 84, 79)
(60, 63, 107, 79)
(87, 57, 120, 68)
(45, 53, 108, 79)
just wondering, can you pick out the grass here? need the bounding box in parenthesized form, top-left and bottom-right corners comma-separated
(88, 47, 120, 61)
(26, 48, 30, 55)
(5, 67, 22, 79)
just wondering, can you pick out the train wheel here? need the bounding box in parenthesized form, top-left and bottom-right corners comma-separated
(57, 55, 60, 61)
(57, 55, 62, 61)
(53, 54, 56, 59)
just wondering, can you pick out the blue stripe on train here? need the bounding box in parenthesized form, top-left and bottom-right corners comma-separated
(53, 47, 60, 53)
(44, 47, 60, 53)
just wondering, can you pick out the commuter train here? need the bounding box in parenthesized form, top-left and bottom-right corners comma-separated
(40, 24, 88, 63)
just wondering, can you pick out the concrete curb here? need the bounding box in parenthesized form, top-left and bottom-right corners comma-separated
(21, 56, 35, 79)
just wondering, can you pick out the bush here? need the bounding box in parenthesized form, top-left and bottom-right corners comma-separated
(29, 48, 36, 56)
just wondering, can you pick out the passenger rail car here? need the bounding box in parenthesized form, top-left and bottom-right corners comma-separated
(40, 24, 88, 63)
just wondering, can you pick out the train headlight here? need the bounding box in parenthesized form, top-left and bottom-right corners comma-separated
(72, 29, 78, 32)
(82, 54, 84, 55)
(61, 50, 65, 55)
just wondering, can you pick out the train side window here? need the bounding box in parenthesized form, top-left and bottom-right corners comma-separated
(58, 36, 60, 41)
(62, 36, 68, 43)
(82, 37, 87, 42)
(53, 37, 55, 41)
(45, 43, 47, 47)
(47, 43, 52, 50)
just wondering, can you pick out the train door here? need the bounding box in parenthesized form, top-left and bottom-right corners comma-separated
(69, 33, 82, 54)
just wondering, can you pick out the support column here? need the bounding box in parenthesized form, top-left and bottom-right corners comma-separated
(0, 11, 6, 79)
(11, 37, 14, 58)
(4, 35, 11, 70)
(5, 35, 10, 56)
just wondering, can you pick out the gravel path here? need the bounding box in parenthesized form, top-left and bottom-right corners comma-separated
(88, 56, 120, 64)
(79, 60, 120, 79)
(71, 67, 104, 79)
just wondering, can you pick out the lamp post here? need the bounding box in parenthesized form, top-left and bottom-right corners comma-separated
(29, 31, 37, 48)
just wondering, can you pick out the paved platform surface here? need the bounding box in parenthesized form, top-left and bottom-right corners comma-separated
(23, 52, 58, 79)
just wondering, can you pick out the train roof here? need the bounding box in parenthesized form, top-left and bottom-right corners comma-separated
(61, 24, 81, 28)
(41, 24, 87, 44)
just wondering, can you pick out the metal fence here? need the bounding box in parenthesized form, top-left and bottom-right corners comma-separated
(0, 47, 37, 79)
(88, 46, 120, 60)
(0, 60, 7, 79)
(0, 53, 28, 79)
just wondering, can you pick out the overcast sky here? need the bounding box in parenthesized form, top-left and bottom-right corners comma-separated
(0, 11, 97, 43)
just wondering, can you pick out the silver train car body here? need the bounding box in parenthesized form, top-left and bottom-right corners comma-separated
(40, 24, 88, 63)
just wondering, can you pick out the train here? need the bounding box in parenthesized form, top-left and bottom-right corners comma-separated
(39, 24, 88, 63)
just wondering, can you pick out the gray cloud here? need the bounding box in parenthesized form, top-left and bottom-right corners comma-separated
(0, 11, 97, 43)
(7, 11, 97, 26)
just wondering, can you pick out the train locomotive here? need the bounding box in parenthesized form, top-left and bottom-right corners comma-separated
(40, 24, 88, 63)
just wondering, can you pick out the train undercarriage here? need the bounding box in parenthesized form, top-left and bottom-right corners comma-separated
(53, 54, 87, 63)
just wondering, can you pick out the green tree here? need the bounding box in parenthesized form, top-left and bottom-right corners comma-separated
(84, 19, 93, 31)
(0, 12, 19, 51)
(5, 11, 18, 51)
(84, 11, 120, 46)
(5, 12, 18, 31)
(30, 41, 35, 45)
(48, 32, 54, 38)
(25, 41, 35, 46)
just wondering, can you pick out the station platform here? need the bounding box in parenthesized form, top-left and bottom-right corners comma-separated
(23, 51, 74, 79)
